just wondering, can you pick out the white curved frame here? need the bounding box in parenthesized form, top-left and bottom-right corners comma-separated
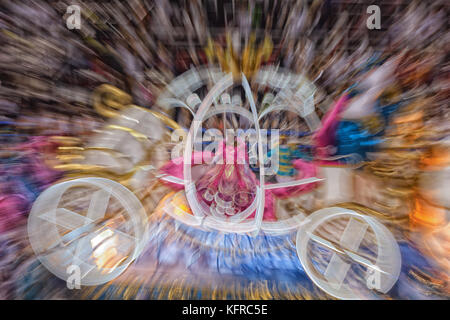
(156, 66, 325, 235)
(181, 73, 266, 234)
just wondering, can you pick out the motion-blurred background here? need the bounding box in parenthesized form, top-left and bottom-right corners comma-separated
(0, 0, 448, 300)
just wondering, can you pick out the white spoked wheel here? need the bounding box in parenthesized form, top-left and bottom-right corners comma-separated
(28, 177, 148, 286)
(296, 207, 401, 300)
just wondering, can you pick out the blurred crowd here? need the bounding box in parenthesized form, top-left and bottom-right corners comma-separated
(0, 0, 448, 299)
